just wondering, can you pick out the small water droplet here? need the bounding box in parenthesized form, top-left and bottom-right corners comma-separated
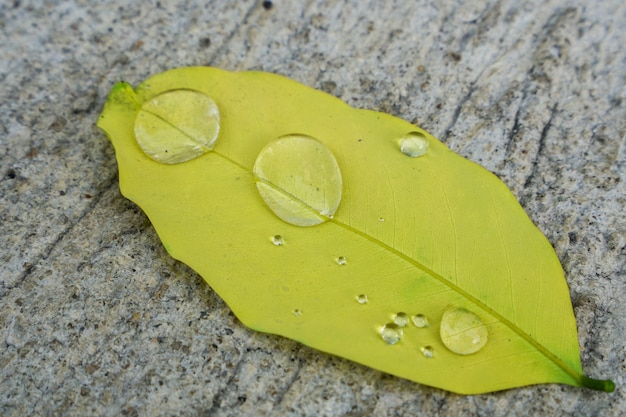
(356, 294, 368, 304)
(253, 134, 343, 226)
(336, 256, 347, 265)
(440, 307, 488, 355)
(412, 314, 429, 328)
(399, 132, 429, 157)
(134, 89, 220, 164)
(420, 346, 434, 358)
(293, 309, 302, 317)
(393, 312, 409, 327)
(271, 235, 284, 246)
(380, 323, 403, 345)
(378, 217, 385, 222)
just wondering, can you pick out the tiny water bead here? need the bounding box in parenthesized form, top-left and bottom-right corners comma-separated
(271, 235, 284, 246)
(412, 314, 429, 328)
(440, 307, 488, 355)
(399, 131, 429, 157)
(293, 309, 302, 317)
(356, 294, 369, 304)
(393, 312, 409, 327)
(380, 323, 403, 345)
(420, 346, 434, 358)
(134, 89, 220, 164)
(336, 256, 347, 265)
(253, 134, 343, 227)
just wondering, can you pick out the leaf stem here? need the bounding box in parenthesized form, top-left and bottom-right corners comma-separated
(580, 376, 615, 392)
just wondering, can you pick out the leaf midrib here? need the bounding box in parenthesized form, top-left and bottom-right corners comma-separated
(143, 109, 214, 153)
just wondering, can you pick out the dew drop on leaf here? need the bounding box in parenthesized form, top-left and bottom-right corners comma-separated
(134, 89, 220, 164)
(336, 256, 347, 265)
(253, 134, 343, 226)
(271, 235, 284, 246)
(393, 312, 409, 327)
(421, 346, 434, 358)
(381, 323, 403, 345)
(356, 294, 368, 304)
(440, 307, 488, 355)
(399, 131, 429, 157)
(412, 314, 429, 328)
(293, 309, 302, 317)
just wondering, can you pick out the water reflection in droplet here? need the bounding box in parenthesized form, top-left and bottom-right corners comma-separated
(399, 132, 429, 158)
(356, 294, 368, 304)
(134, 89, 220, 164)
(393, 312, 409, 327)
(420, 346, 434, 358)
(253, 134, 342, 226)
(440, 307, 488, 355)
(412, 314, 429, 328)
(271, 235, 284, 246)
(381, 323, 403, 345)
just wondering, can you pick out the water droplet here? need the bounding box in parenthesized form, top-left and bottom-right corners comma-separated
(412, 314, 429, 328)
(271, 235, 284, 246)
(293, 309, 302, 317)
(253, 134, 343, 226)
(336, 256, 347, 265)
(399, 132, 429, 158)
(356, 294, 368, 304)
(134, 89, 220, 164)
(378, 217, 385, 222)
(393, 312, 409, 327)
(440, 307, 488, 355)
(380, 323, 403, 345)
(420, 346, 434, 358)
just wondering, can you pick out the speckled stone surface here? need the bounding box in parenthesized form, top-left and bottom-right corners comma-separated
(1, 1, 624, 416)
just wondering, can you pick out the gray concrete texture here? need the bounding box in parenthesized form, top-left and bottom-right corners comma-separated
(0, 0, 624, 416)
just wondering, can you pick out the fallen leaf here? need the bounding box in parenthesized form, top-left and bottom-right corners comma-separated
(97, 67, 614, 394)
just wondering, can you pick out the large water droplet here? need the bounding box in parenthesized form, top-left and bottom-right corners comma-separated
(134, 89, 220, 164)
(336, 256, 347, 265)
(380, 323, 403, 345)
(412, 314, 429, 328)
(356, 294, 368, 304)
(399, 132, 429, 157)
(253, 134, 343, 226)
(271, 235, 284, 246)
(420, 346, 434, 358)
(440, 307, 488, 355)
(393, 312, 409, 327)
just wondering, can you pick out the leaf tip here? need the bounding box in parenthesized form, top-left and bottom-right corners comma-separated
(97, 81, 142, 133)
(580, 375, 615, 392)
(104, 81, 141, 109)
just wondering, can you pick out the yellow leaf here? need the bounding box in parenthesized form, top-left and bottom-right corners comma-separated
(97, 67, 613, 394)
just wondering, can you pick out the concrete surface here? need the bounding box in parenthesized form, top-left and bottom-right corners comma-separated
(1, 0, 624, 416)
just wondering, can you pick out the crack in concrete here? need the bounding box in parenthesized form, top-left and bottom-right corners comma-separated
(6, 174, 119, 290)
